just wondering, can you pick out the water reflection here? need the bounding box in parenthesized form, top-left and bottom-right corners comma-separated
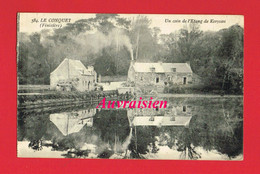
(128, 105, 192, 127)
(50, 109, 95, 136)
(17, 97, 243, 160)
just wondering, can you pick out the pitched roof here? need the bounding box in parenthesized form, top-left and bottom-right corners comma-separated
(50, 112, 93, 136)
(132, 116, 192, 126)
(51, 58, 93, 75)
(131, 62, 192, 73)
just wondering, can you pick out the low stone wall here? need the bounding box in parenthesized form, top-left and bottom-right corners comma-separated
(18, 91, 132, 110)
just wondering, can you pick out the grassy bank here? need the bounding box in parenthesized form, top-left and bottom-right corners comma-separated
(163, 84, 243, 95)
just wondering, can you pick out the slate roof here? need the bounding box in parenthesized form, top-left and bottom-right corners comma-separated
(131, 62, 192, 73)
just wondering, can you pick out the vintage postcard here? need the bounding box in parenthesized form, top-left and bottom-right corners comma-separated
(17, 13, 244, 160)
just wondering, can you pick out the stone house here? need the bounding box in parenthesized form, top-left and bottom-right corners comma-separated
(50, 58, 98, 91)
(127, 61, 193, 90)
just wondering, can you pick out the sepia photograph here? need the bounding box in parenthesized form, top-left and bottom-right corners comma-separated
(17, 13, 243, 160)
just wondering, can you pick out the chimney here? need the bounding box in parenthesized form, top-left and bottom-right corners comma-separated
(87, 66, 94, 72)
(150, 66, 155, 72)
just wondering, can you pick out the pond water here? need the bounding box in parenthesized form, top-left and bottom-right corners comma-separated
(17, 96, 243, 160)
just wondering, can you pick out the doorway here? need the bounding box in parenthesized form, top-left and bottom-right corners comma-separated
(183, 77, 187, 84)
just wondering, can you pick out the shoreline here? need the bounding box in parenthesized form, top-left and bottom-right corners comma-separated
(152, 93, 243, 98)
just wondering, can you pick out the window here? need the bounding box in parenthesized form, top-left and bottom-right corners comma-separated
(183, 106, 186, 112)
(156, 77, 159, 83)
(170, 117, 175, 121)
(88, 81, 90, 89)
(149, 116, 155, 121)
(172, 68, 176, 72)
(140, 76, 143, 81)
(150, 67, 155, 72)
(156, 106, 159, 111)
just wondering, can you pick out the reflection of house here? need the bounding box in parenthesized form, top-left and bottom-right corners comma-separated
(128, 105, 192, 127)
(50, 58, 98, 91)
(128, 61, 193, 89)
(49, 109, 96, 136)
(128, 105, 192, 117)
(171, 105, 192, 116)
(131, 116, 192, 127)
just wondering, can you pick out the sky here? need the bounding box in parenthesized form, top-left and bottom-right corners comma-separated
(19, 13, 244, 34)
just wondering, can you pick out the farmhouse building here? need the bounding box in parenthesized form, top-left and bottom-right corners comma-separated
(128, 61, 193, 88)
(50, 58, 98, 91)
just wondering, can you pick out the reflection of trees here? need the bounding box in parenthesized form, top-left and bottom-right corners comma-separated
(215, 121, 243, 158)
(159, 126, 201, 160)
(18, 112, 49, 151)
(93, 110, 130, 148)
(97, 149, 114, 158)
(177, 128, 201, 160)
(62, 149, 91, 158)
(153, 97, 243, 160)
(128, 126, 159, 159)
(28, 140, 43, 151)
(187, 114, 243, 158)
(187, 98, 243, 158)
(158, 127, 183, 148)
